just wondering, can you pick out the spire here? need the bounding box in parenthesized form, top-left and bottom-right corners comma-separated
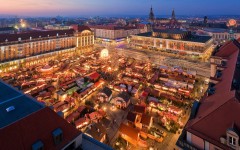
(149, 5, 155, 22)
(172, 9, 176, 19)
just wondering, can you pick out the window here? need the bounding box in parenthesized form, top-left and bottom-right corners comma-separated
(32, 140, 44, 150)
(229, 136, 236, 146)
(52, 128, 63, 145)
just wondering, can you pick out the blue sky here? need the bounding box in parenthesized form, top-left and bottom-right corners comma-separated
(0, 0, 239, 16)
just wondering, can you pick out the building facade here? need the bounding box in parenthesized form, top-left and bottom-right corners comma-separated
(177, 39, 240, 150)
(75, 26, 94, 54)
(44, 24, 72, 30)
(197, 28, 240, 44)
(0, 26, 94, 72)
(130, 29, 213, 56)
(89, 25, 149, 44)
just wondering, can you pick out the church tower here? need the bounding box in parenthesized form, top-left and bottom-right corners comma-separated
(149, 6, 155, 23)
(171, 9, 176, 19)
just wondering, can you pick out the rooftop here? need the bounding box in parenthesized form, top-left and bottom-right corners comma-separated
(118, 91, 130, 102)
(0, 29, 74, 43)
(85, 122, 107, 142)
(82, 134, 113, 150)
(153, 29, 188, 34)
(141, 114, 152, 126)
(0, 80, 44, 128)
(135, 31, 212, 43)
(185, 39, 240, 149)
(89, 25, 140, 30)
(127, 111, 137, 122)
(133, 105, 146, 114)
(119, 123, 139, 141)
(101, 87, 112, 97)
(0, 107, 81, 150)
(0, 27, 15, 31)
(203, 28, 228, 33)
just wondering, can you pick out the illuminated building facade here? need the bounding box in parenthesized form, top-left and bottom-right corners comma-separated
(130, 29, 213, 56)
(197, 28, 240, 44)
(0, 26, 94, 72)
(89, 25, 149, 44)
(75, 26, 94, 54)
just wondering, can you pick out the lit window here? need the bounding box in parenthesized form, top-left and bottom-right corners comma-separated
(229, 136, 236, 146)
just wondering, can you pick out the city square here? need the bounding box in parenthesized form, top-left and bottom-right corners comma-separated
(0, 0, 240, 150)
(0, 45, 208, 149)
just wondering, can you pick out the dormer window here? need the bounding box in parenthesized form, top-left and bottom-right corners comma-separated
(52, 128, 63, 145)
(229, 136, 236, 146)
(226, 124, 239, 148)
(32, 140, 43, 150)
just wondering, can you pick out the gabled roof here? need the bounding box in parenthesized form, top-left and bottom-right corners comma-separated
(118, 92, 130, 103)
(119, 123, 139, 141)
(0, 107, 81, 150)
(185, 40, 240, 149)
(133, 105, 146, 114)
(215, 39, 240, 57)
(101, 87, 112, 97)
(86, 122, 106, 141)
(127, 111, 137, 122)
(88, 72, 100, 81)
(141, 114, 152, 126)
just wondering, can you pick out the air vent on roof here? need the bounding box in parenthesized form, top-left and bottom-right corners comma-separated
(6, 106, 15, 112)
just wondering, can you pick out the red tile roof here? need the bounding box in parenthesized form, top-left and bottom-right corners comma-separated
(141, 114, 152, 126)
(185, 40, 240, 149)
(75, 117, 90, 128)
(133, 105, 146, 114)
(215, 39, 240, 57)
(66, 111, 80, 123)
(0, 107, 81, 150)
(77, 105, 86, 113)
(88, 72, 100, 81)
(119, 123, 139, 141)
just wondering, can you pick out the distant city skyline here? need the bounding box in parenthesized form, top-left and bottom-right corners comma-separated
(0, 0, 239, 17)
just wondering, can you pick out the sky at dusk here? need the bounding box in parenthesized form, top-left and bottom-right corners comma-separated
(0, 0, 239, 17)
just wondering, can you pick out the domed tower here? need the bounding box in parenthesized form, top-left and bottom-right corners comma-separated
(149, 6, 155, 23)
